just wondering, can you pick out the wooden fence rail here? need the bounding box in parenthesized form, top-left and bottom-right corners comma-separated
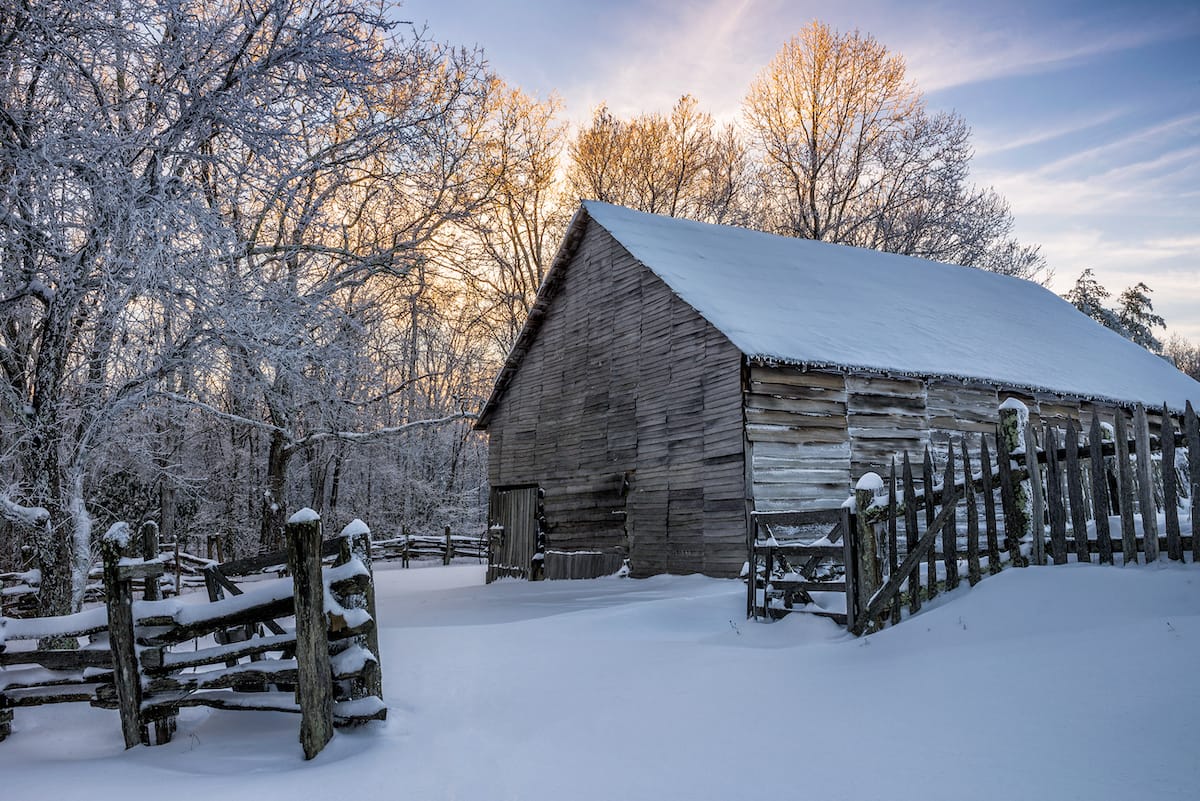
(0, 512, 386, 759)
(749, 400, 1200, 635)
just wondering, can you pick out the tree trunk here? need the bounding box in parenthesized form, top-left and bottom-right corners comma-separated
(260, 431, 291, 553)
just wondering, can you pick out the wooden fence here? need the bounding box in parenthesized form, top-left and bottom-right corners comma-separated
(0, 512, 385, 759)
(749, 400, 1200, 635)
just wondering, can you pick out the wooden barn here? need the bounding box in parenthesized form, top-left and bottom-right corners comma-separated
(475, 201, 1200, 581)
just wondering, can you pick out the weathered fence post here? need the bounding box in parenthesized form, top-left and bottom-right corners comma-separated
(943, 441, 959, 590)
(1161, 406, 1182, 561)
(337, 519, 384, 703)
(1113, 412, 1138, 563)
(1134, 405, 1159, 562)
(922, 447, 938, 598)
(1022, 421, 1047, 566)
(1089, 414, 1115, 564)
(887, 459, 900, 626)
(443, 525, 453, 566)
(286, 509, 334, 760)
(961, 441, 981, 586)
(101, 523, 146, 749)
(979, 436, 1001, 573)
(1044, 426, 1068, 565)
(902, 453, 921, 614)
(1185, 402, 1200, 562)
(853, 474, 883, 631)
(1065, 420, 1090, 564)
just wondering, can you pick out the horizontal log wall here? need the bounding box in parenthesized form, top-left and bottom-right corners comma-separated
(486, 221, 746, 578)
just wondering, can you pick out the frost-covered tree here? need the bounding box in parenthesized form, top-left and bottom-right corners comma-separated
(742, 21, 1046, 281)
(1163, 335, 1200, 381)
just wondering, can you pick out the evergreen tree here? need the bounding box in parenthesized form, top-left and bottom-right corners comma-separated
(1064, 269, 1125, 335)
(1116, 283, 1166, 353)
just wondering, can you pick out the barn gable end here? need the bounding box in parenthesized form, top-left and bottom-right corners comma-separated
(482, 217, 747, 577)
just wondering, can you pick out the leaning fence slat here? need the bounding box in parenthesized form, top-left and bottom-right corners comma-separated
(923, 447, 938, 599)
(286, 511, 334, 761)
(1065, 420, 1090, 563)
(902, 453, 921, 615)
(888, 459, 900, 626)
(1044, 426, 1068, 565)
(1114, 412, 1138, 564)
(980, 437, 1001, 574)
(852, 488, 963, 636)
(962, 441, 981, 586)
(1089, 414, 1114, 565)
(1023, 421, 1047, 566)
(1161, 407, 1182, 561)
(1186, 401, 1200, 562)
(1134, 405, 1159, 562)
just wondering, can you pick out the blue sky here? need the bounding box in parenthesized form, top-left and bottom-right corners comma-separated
(407, 0, 1200, 342)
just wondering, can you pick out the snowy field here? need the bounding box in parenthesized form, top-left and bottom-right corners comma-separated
(2, 560, 1199, 800)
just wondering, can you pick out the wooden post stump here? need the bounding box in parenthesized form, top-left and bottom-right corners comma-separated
(101, 523, 147, 749)
(286, 509, 334, 760)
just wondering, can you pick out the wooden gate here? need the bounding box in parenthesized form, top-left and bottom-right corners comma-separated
(487, 485, 540, 582)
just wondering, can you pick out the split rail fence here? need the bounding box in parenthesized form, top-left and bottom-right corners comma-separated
(750, 400, 1200, 635)
(0, 512, 385, 760)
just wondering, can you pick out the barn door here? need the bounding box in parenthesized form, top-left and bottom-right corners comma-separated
(487, 485, 540, 583)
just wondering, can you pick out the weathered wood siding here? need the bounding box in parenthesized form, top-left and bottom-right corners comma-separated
(747, 367, 1160, 511)
(745, 366, 850, 511)
(485, 220, 746, 577)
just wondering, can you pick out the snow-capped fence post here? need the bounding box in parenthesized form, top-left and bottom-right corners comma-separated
(1113, 412, 1138, 563)
(1133, 405, 1159, 562)
(998, 401, 1031, 556)
(1088, 414, 1115, 565)
(1185, 402, 1200, 562)
(853, 474, 883, 632)
(336, 520, 383, 703)
(1160, 407, 1182, 562)
(285, 509, 334, 760)
(994, 423, 1027, 568)
(100, 524, 146, 749)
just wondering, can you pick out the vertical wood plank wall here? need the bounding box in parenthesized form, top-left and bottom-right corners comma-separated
(485, 221, 747, 577)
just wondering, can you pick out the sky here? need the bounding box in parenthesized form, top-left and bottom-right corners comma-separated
(405, 0, 1200, 342)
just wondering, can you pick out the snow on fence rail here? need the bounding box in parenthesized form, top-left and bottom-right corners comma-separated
(750, 400, 1200, 635)
(0, 513, 385, 759)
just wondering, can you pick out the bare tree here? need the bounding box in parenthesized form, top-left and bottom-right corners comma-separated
(743, 21, 1046, 280)
(568, 95, 751, 225)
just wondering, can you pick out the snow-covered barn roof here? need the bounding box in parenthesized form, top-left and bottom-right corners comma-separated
(477, 202, 1200, 428)
(583, 201, 1200, 410)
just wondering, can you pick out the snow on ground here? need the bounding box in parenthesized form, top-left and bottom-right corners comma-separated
(1, 560, 1198, 800)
